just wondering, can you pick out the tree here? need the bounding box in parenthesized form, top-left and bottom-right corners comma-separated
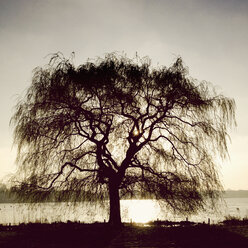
(11, 53, 236, 226)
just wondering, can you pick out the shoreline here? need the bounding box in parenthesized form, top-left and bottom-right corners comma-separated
(0, 222, 248, 248)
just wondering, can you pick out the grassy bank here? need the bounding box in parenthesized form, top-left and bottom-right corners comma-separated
(0, 222, 248, 248)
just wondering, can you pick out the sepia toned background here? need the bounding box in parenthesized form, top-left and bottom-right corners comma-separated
(0, 0, 247, 189)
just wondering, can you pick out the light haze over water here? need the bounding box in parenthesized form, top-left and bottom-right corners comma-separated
(0, 199, 247, 225)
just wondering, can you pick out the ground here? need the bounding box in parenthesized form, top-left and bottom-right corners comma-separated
(0, 222, 248, 247)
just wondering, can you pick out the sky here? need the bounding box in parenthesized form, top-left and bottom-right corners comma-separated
(0, 0, 247, 189)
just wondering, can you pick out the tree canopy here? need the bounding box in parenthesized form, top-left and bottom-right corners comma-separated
(11, 53, 236, 225)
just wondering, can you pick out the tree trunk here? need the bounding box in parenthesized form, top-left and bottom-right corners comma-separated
(108, 179, 121, 226)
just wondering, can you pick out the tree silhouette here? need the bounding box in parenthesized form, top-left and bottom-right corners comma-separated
(11, 53, 236, 226)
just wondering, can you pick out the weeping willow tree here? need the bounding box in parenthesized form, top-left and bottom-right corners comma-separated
(10, 52, 236, 226)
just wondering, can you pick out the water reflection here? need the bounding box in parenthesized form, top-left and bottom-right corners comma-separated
(0, 198, 247, 225)
(122, 200, 160, 223)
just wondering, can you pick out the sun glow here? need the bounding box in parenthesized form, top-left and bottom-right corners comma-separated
(124, 200, 159, 223)
(133, 128, 139, 136)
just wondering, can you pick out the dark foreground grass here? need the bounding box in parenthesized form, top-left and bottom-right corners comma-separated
(0, 222, 248, 248)
(0, 222, 118, 248)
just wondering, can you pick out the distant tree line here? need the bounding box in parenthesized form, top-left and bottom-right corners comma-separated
(223, 190, 248, 198)
(0, 184, 16, 203)
(1, 182, 247, 203)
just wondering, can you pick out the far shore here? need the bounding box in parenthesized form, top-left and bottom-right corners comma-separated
(1, 189, 248, 204)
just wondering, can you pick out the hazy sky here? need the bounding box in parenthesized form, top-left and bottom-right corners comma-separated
(0, 0, 247, 189)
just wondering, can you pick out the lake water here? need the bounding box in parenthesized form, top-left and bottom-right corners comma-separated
(0, 198, 248, 225)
